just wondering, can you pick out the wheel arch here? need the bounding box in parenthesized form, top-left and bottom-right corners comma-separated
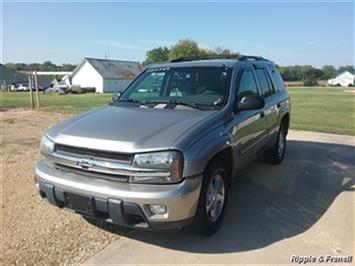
(203, 146, 234, 187)
(183, 129, 235, 184)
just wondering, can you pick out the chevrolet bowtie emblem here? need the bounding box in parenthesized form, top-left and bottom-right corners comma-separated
(77, 158, 93, 169)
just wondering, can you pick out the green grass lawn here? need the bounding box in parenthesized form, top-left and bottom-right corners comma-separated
(1, 91, 112, 113)
(1, 87, 354, 135)
(287, 87, 354, 135)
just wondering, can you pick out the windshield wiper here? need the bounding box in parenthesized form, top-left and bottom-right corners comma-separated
(116, 98, 146, 105)
(147, 100, 199, 109)
(169, 100, 198, 109)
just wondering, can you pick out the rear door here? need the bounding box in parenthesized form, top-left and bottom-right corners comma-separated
(254, 67, 279, 135)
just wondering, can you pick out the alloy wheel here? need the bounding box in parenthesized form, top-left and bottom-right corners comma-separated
(205, 172, 225, 222)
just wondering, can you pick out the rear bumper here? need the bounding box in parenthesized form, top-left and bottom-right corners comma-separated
(34, 160, 202, 230)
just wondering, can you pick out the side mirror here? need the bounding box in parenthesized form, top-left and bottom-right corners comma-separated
(112, 91, 121, 101)
(235, 95, 265, 111)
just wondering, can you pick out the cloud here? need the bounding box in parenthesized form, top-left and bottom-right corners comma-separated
(89, 40, 146, 51)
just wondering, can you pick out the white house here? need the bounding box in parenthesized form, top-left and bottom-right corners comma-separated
(327, 71, 354, 87)
(71, 58, 143, 93)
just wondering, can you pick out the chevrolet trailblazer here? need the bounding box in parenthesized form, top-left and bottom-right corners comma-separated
(35, 55, 290, 235)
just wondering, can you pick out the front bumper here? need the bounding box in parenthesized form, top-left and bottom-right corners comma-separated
(34, 160, 202, 230)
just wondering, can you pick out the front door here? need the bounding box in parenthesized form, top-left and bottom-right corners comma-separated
(230, 67, 268, 170)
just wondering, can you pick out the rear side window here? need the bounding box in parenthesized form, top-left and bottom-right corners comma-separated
(255, 68, 273, 97)
(269, 65, 285, 91)
(237, 69, 258, 101)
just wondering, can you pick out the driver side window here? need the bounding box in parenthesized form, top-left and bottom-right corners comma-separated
(236, 69, 258, 102)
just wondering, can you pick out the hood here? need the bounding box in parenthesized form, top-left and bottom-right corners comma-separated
(47, 106, 215, 153)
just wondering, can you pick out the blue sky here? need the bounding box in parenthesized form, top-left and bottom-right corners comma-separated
(2, 1, 353, 67)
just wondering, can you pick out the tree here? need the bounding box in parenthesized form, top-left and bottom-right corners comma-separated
(303, 67, 323, 80)
(3, 61, 76, 72)
(14, 63, 27, 71)
(300, 65, 314, 80)
(277, 65, 305, 81)
(61, 63, 77, 71)
(143, 47, 169, 65)
(322, 65, 337, 79)
(278, 66, 303, 81)
(213, 46, 232, 55)
(277, 65, 325, 84)
(337, 65, 354, 74)
(303, 78, 319, 86)
(203, 46, 240, 58)
(206, 46, 232, 55)
(28, 63, 41, 71)
(303, 67, 323, 86)
(168, 39, 201, 60)
(4, 63, 17, 70)
(140, 40, 239, 65)
(278, 66, 293, 81)
(40, 61, 57, 71)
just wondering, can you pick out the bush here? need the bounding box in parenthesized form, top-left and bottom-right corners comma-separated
(303, 78, 319, 87)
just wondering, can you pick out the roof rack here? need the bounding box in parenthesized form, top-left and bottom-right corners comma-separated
(169, 57, 199, 63)
(169, 54, 268, 63)
(170, 53, 241, 63)
(238, 55, 267, 61)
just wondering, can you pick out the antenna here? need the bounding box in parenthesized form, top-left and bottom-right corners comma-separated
(104, 43, 110, 59)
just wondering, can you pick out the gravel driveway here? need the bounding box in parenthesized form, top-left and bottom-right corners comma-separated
(1, 109, 119, 265)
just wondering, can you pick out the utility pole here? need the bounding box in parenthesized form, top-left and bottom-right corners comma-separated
(28, 75, 34, 109)
(34, 71, 40, 109)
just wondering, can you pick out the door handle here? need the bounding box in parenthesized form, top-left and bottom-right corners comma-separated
(259, 111, 265, 118)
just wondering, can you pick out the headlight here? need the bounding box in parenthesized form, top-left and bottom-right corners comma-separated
(40, 135, 55, 155)
(130, 151, 183, 184)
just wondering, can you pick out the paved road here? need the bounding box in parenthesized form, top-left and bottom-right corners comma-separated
(85, 131, 354, 265)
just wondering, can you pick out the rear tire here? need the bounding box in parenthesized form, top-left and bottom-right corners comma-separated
(264, 122, 287, 164)
(192, 159, 229, 236)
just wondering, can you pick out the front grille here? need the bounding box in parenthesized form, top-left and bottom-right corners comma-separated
(55, 164, 129, 182)
(56, 144, 133, 162)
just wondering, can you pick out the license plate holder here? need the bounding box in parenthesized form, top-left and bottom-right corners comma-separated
(65, 192, 96, 215)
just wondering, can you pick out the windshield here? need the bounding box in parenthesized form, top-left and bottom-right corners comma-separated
(117, 66, 232, 108)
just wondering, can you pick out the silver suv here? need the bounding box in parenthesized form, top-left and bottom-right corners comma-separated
(35, 56, 290, 235)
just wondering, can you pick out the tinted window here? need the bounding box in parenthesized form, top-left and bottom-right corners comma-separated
(237, 69, 258, 101)
(269, 65, 285, 91)
(255, 68, 273, 97)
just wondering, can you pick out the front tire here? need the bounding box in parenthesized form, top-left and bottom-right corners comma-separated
(192, 159, 229, 235)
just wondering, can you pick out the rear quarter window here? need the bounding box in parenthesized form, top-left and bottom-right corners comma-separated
(255, 68, 273, 97)
(269, 65, 285, 92)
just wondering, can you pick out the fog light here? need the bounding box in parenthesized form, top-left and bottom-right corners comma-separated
(148, 204, 167, 215)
